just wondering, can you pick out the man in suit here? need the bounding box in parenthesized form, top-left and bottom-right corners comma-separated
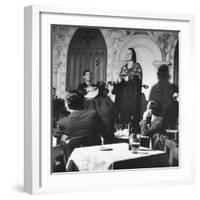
(57, 90, 106, 145)
(52, 87, 69, 128)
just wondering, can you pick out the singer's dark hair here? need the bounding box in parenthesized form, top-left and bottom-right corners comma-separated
(128, 48, 136, 63)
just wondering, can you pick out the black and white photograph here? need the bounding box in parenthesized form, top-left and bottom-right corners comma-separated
(1, 0, 199, 197)
(51, 25, 179, 173)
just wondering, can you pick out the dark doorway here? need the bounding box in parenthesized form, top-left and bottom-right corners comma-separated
(66, 28, 107, 90)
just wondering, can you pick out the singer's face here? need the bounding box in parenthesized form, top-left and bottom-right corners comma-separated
(126, 49, 133, 61)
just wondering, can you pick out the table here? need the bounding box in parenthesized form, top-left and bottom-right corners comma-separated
(66, 143, 168, 172)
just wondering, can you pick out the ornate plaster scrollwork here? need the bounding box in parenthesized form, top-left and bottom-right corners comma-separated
(157, 32, 171, 61)
(52, 61, 62, 73)
(108, 29, 134, 59)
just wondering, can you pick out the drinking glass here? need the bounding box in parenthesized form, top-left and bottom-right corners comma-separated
(115, 123, 123, 136)
(129, 134, 140, 153)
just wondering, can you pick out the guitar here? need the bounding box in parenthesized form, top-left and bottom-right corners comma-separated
(84, 86, 99, 100)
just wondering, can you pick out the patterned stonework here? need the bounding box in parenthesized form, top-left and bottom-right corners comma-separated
(51, 25, 77, 97)
(52, 26, 178, 99)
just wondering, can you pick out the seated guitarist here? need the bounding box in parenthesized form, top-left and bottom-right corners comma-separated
(77, 69, 97, 110)
(78, 70, 115, 143)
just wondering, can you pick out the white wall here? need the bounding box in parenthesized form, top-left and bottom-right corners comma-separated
(0, 0, 199, 199)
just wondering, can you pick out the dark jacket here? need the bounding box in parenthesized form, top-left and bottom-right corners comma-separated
(57, 109, 106, 139)
(140, 116, 165, 150)
(149, 81, 176, 116)
(140, 116, 163, 137)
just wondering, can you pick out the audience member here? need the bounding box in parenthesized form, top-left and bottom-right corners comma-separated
(140, 100, 165, 150)
(57, 90, 106, 144)
(52, 87, 68, 128)
(149, 64, 177, 116)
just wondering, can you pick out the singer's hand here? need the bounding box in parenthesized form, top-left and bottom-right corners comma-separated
(124, 76, 129, 82)
(143, 109, 152, 120)
(117, 77, 122, 83)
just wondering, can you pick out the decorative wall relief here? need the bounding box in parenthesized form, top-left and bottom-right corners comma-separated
(156, 32, 178, 62)
(51, 25, 77, 97)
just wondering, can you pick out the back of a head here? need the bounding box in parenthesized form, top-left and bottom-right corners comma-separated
(148, 100, 161, 116)
(157, 64, 170, 80)
(65, 90, 84, 110)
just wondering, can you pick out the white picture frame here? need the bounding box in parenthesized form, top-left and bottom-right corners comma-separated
(24, 5, 195, 194)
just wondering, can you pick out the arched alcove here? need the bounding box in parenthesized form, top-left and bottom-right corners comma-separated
(116, 35, 163, 100)
(66, 28, 107, 90)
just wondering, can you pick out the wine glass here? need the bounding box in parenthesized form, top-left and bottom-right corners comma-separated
(115, 123, 123, 137)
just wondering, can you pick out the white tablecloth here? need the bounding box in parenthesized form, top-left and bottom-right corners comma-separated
(66, 143, 167, 171)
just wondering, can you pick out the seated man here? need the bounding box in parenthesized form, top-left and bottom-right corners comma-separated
(57, 90, 106, 145)
(140, 100, 165, 150)
(77, 69, 97, 110)
(52, 87, 69, 128)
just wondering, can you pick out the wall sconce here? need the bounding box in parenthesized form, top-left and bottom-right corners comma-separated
(95, 59, 99, 67)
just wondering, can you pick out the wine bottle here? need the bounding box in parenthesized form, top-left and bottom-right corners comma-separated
(128, 116, 135, 150)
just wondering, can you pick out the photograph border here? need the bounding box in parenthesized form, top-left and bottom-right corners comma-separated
(24, 5, 195, 194)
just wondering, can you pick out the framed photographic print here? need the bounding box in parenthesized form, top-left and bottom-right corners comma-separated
(24, 5, 195, 194)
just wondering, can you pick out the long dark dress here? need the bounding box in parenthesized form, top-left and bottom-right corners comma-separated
(112, 63, 142, 131)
